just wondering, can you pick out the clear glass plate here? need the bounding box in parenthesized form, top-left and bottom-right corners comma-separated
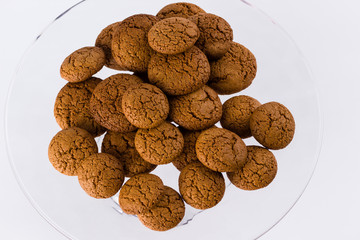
(5, 0, 322, 239)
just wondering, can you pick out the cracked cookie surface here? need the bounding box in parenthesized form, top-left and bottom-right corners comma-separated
(48, 127, 98, 176)
(122, 83, 169, 129)
(78, 153, 124, 199)
(90, 74, 143, 132)
(169, 85, 222, 130)
(118, 173, 164, 215)
(156, 2, 205, 20)
(227, 146, 277, 190)
(148, 46, 210, 96)
(209, 42, 257, 94)
(60, 46, 106, 83)
(250, 102, 295, 150)
(196, 127, 247, 172)
(54, 77, 106, 137)
(189, 13, 233, 59)
(148, 17, 200, 55)
(135, 122, 184, 165)
(221, 95, 261, 139)
(138, 186, 185, 231)
(179, 162, 225, 209)
(101, 131, 156, 177)
(95, 22, 127, 70)
(112, 14, 158, 72)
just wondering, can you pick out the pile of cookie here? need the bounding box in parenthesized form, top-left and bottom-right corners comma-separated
(48, 2, 295, 231)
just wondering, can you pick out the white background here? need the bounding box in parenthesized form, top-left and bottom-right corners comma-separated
(1, 0, 359, 239)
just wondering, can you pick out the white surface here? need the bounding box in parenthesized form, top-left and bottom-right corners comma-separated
(0, 0, 359, 239)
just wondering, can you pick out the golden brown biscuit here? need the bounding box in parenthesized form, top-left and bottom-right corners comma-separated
(156, 2, 206, 20)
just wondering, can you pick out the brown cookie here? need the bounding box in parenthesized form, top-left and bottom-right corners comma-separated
(169, 85, 222, 130)
(90, 74, 143, 132)
(179, 162, 225, 209)
(220, 95, 261, 139)
(196, 128, 247, 172)
(148, 46, 210, 96)
(48, 127, 98, 176)
(118, 173, 164, 215)
(209, 42, 257, 94)
(156, 2, 206, 20)
(250, 102, 295, 150)
(78, 153, 124, 199)
(148, 17, 200, 55)
(101, 131, 156, 177)
(112, 14, 158, 72)
(95, 22, 127, 70)
(138, 186, 185, 231)
(122, 83, 169, 129)
(227, 146, 277, 190)
(60, 46, 106, 83)
(135, 122, 184, 165)
(189, 13, 233, 59)
(54, 77, 106, 137)
(172, 128, 202, 171)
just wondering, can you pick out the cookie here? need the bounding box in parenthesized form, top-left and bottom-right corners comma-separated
(122, 83, 169, 129)
(60, 46, 106, 83)
(209, 42, 257, 94)
(118, 173, 164, 215)
(172, 128, 202, 171)
(220, 95, 261, 139)
(54, 77, 106, 137)
(48, 127, 98, 176)
(148, 17, 200, 55)
(169, 85, 222, 130)
(101, 131, 156, 177)
(95, 22, 127, 70)
(78, 153, 124, 199)
(179, 162, 225, 209)
(148, 46, 210, 95)
(138, 186, 185, 231)
(196, 127, 247, 172)
(189, 13, 233, 59)
(90, 74, 143, 132)
(227, 146, 277, 190)
(156, 2, 206, 20)
(112, 14, 158, 72)
(135, 122, 184, 165)
(250, 102, 295, 150)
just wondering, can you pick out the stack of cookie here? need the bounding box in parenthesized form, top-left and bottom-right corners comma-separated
(49, 2, 295, 231)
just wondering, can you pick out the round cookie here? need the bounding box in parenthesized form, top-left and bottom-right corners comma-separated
(54, 77, 106, 137)
(112, 14, 158, 72)
(101, 131, 156, 177)
(156, 2, 205, 20)
(196, 128, 247, 172)
(122, 83, 169, 129)
(148, 17, 200, 55)
(209, 42, 257, 95)
(60, 46, 106, 83)
(95, 22, 127, 70)
(135, 122, 184, 165)
(148, 46, 210, 95)
(78, 153, 124, 199)
(48, 127, 98, 176)
(179, 162, 225, 209)
(220, 95, 261, 139)
(90, 74, 143, 132)
(172, 128, 202, 171)
(138, 186, 185, 231)
(250, 102, 295, 150)
(227, 146, 277, 190)
(118, 173, 164, 215)
(189, 13, 233, 59)
(169, 85, 222, 130)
